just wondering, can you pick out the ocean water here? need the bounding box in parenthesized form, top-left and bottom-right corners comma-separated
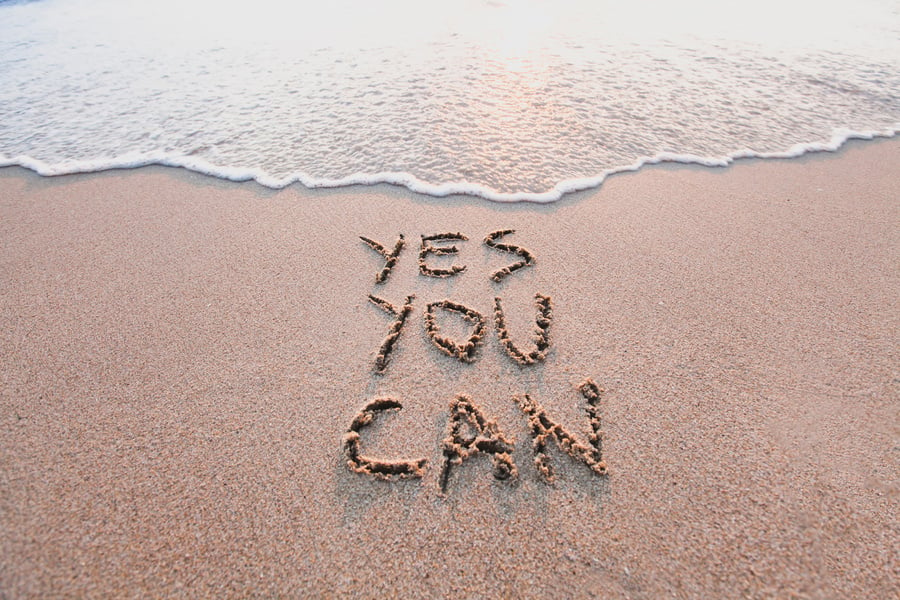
(0, 0, 897, 202)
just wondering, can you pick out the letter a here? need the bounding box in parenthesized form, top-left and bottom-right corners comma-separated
(438, 395, 517, 494)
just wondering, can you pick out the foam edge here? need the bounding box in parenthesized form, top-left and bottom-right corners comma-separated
(1, 125, 896, 203)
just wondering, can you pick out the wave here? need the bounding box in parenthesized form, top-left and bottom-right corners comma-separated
(1, 126, 896, 203)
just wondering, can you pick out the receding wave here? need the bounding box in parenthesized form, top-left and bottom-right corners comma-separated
(0, 126, 895, 202)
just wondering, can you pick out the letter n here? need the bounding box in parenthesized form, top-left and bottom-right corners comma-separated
(515, 380, 607, 482)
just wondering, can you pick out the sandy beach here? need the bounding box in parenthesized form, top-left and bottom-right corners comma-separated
(1, 138, 897, 598)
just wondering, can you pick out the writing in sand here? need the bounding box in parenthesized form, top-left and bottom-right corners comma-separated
(345, 230, 608, 494)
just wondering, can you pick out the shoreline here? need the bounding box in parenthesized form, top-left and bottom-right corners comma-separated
(2, 128, 898, 203)
(1, 138, 898, 597)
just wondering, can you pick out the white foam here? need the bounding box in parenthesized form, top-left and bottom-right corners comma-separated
(2, 126, 896, 203)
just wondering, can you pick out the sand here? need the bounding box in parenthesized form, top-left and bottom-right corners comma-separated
(1, 138, 898, 598)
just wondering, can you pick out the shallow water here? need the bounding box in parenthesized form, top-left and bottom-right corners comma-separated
(1, 0, 897, 200)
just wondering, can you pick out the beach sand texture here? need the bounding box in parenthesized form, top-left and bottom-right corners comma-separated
(1, 139, 898, 598)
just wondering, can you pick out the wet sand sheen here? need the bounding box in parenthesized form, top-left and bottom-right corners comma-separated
(1, 138, 897, 597)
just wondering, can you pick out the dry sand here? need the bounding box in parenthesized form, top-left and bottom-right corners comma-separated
(1, 138, 898, 598)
